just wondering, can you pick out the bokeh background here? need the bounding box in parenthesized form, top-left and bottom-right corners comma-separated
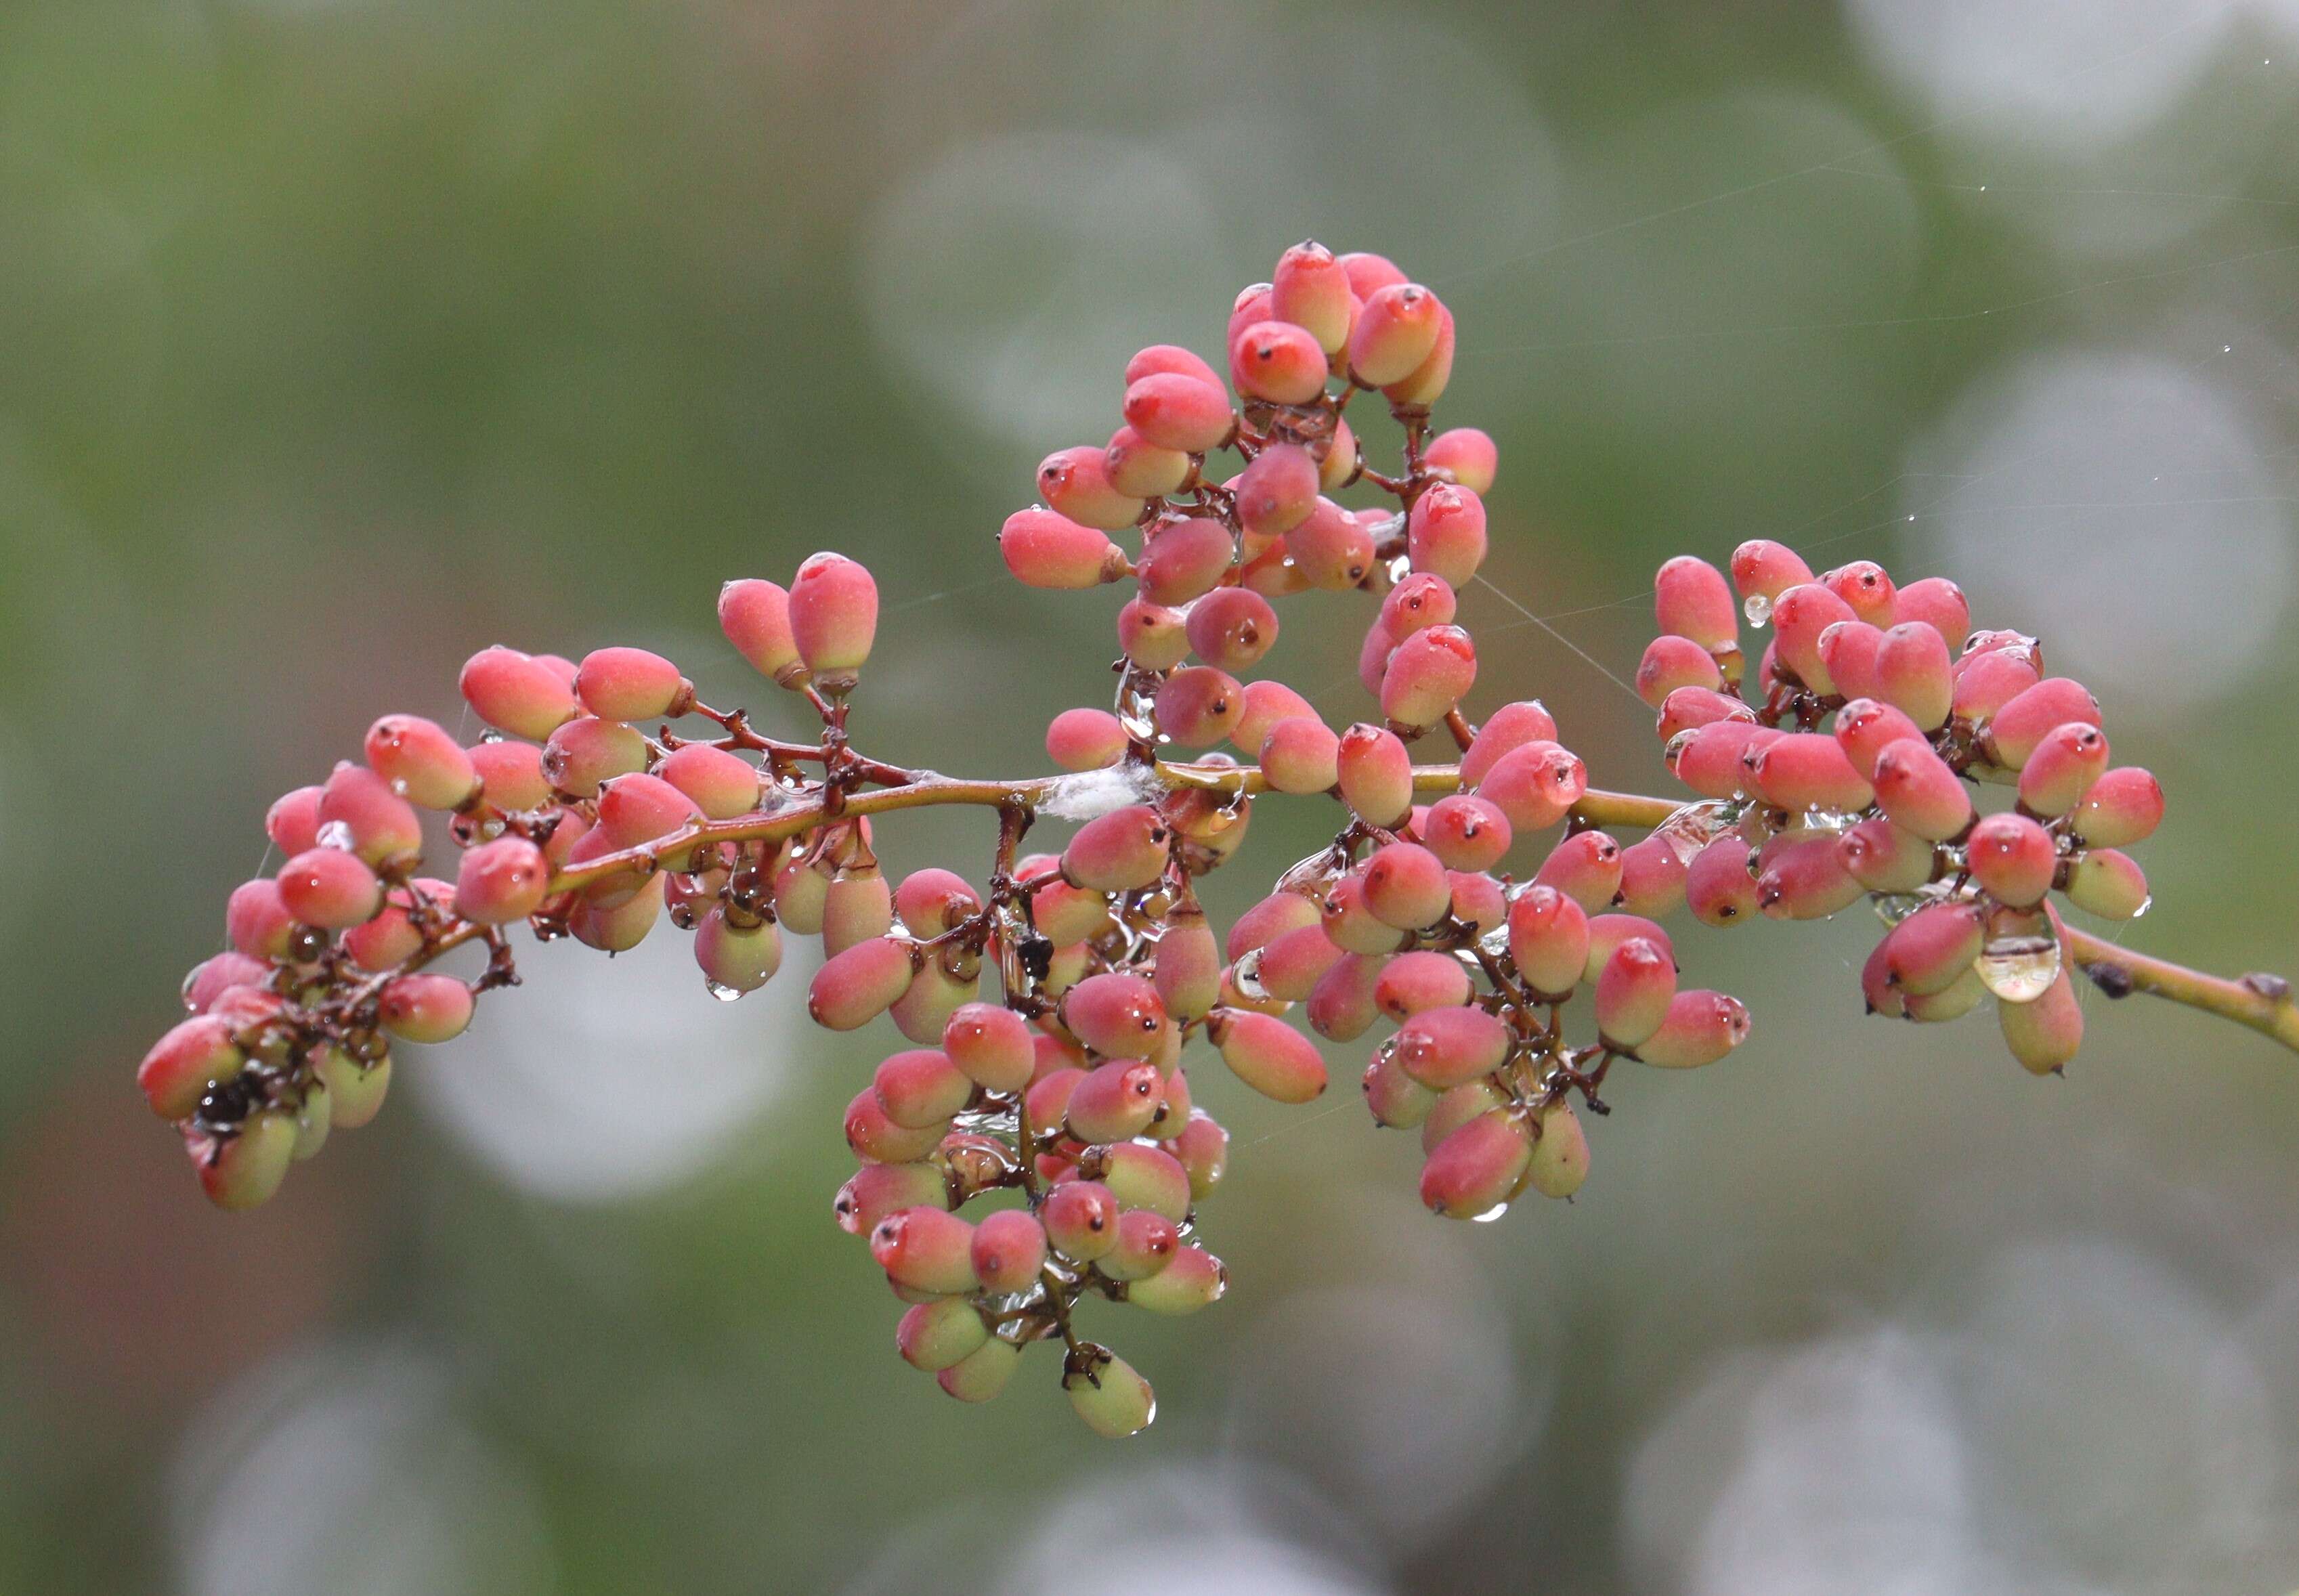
(5, 1, 2299, 1591)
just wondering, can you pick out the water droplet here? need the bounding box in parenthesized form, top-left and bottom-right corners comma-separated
(1743, 592, 1772, 628)
(1477, 925, 1511, 959)
(388, 777, 410, 797)
(1872, 893, 1925, 926)
(2132, 894, 2152, 918)
(1386, 553, 1413, 584)
(316, 820, 356, 852)
(1469, 1202, 1511, 1223)
(1231, 949, 1270, 1003)
(1974, 933, 2061, 1003)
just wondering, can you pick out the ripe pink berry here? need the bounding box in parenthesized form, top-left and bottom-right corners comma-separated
(1873, 623, 1955, 731)
(1100, 1207, 1179, 1280)
(1595, 937, 1676, 1048)
(1508, 882, 1591, 995)
(658, 743, 762, 820)
(1382, 303, 1455, 407)
(1419, 1081, 1505, 1157)
(1184, 587, 1279, 673)
(1839, 817, 1937, 894)
(1318, 873, 1409, 956)
(1136, 517, 1235, 607)
(873, 1049, 974, 1129)
(1380, 624, 1477, 733)
(2000, 969, 2083, 1074)
(822, 867, 895, 958)
(1224, 891, 1320, 964)
(1654, 556, 1739, 651)
(1423, 427, 1497, 494)
(1234, 444, 1321, 539)
(1249, 921, 1341, 1003)
(1044, 707, 1127, 773)
(1394, 1004, 1511, 1091)
(1041, 1179, 1120, 1261)
(1123, 371, 1232, 453)
(1367, 950, 1469, 1021)
(1231, 320, 1329, 405)
(1754, 834, 1863, 920)
(1270, 239, 1354, 354)
(378, 973, 475, 1044)
(788, 553, 879, 692)
(139, 1017, 246, 1121)
(1475, 739, 1587, 832)
(1871, 738, 1973, 841)
(1822, 560, 1897, 626)
(320, 762, 423, 871)
(599, 771, 704, 850)
(1260, 716, 1341, 794)
(718, 578, 806, 687)
(1125, 342, 1221, 387)
(341, 884, 436, 969)
(1060, 973, 1171, 1060)
(1880, 901, 1986, 996)
(364, 715, 478, 810)
(1637, 635, 1725, 708)
(1967, 813, 2058, 907)
(1421, 1109, 1533, 1219)
(1534, 829, 1624, 913)
(1282, 497, 1374, 590)
(1357, 616, 1398, 698)
(1153, 908, 1223, 1025)
(1815, 620, 1883, 702)
(931, 1004, 1027, 1094)
(1770, 583, 1857, 693)
(1404, 483, 1487, 586)
(1358, 842, 1450, 930)
(266, 785, 325, 857)
(1228, 679, 1318, 756)
(694, 907, 783, 994)
(576, 647, 689, 723)
(542, 717, 649, 798)
(1746, 732, 1874, 814)
(1335, 723, 1415, 827)
(1635, 990, 1751, 1069)
(1685, 837, 1759, 927)
(1364, 1044, 1437, 1127)
(459, 646, 579, 741)
(1421, 794, 1511, 872)
(808, 937, 918, 1032)
(2065, 848, 2149, 918)
(225, 879, 296, 961)
(1983, 678, 2103, 771)
(1065, 1059, 1165, 1143)
(1729, 539, 1814, 606)
(1832, 698, 1925, 781)
(835, 1162, 948, 1236)
(276, 847, 383, 929)
(1893, 576, 1971, 650)
(1348, 282, 1442, 387)
(1062, 806, 1172, 893)
(1207, 1009, 1327, 1103)
(2016, 723, 2109, 817)
(1038, 444, 1147, 532)
(1615, 834, 1690, 918)
(870, 1207, 979, 1295)
(1669, 720, 1770, 801)
(1951, 648, 2042, 724)
(1104, 425, 1190, 501)
(1153, 666, 1243, 747)
(454, 836, 549, 924)
(1381, 571, 1459, 641)
(1584, 913, 1675, 985)
(1113, 598, 1186, 676)
(569, 874, 664, 952)
(891, 869, 980, 940)
(468, 739, 551, 813)
(1127, 1243, 1225, 1315)
(1030, 871, 1114, 947)
(2072, 767, 2164, 848)
(968, 1209, 1049, 1296)
(1000, 507, 1127, 590)
(897, 1297, 990, 1374)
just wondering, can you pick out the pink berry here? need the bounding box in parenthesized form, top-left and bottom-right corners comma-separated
(1637, 634, 1725, 708)
(1405, 483, 1487, 586)
(1984, 678, 2102, 771)
(970, 1209, 1048, 1295)
(569, 876, 663, 953)
(1475, 739, 1587, 832)
(1746, 732, 1873, 814)
(468, 740, 551, 813)
(1184, 587, 1279, 673)
(821, 866, 895, 959)
(808, 937, 918, 1032)
(1207, 1009, 1327, 1103)
(1234, 444, 1321, 540)
(1136, 517, 1234, 607)
(1816, 620, 1884, 702)
(1421, 794, 1511, 873)
(139, 1017, 246, 1121)
(1123, 371, 1232, 453)
(2017, 722, 2110, 817)
(1127, 1243, 1226, 1314)
(1685, 837, 1758, 927)
(1270, 240, 1353, 354)
(1381, 571, 1458, 641)
(266, 785, 326, 857)
(1421, 1109, 1533, 1219)
(694, 907, 782, 995)
(225, 879, 296, 961)
(897, 1297, 990, 1373)
(1153, 666, 1243, 748)
(2000, 969, 2083, 1073)
(1113, 597, 1188, 673)
(2072, 767, 2164, 848)
(377, 973, 475, 1044)
(1533, 828, 1624, 913)
(1380, 624, 1477, 733)
(576, 647, 688, 723)
(1654, 556, 1739, 651)
(1360, 842, 1453, 930)
(1507, 883, 1591, 995)
(1951, 649, 2042, 724)
(659, 743, 762, 820)
(459, 646, 578, 741)
(787, 553, 878, 691)
(454, 836, 549, 924)
(1000, 507, 1127, 591)
(1045, 708, 1128, 773)
(1041, 1180, 1120, 1261)
(1595, 937, 1676, 1048)
(276, 848, 383, 929)
(844, 1090, 945, 1164)
(1423, 427, 1497, 494)
(1226, 890, 1322, 963)
(1284, 497, 1374, 589)
(1255, 922, 1347, 1003)
(1873, 622, 1954, 731)
(542, 717, 648, 798)
(1038, 444, 1147, 532)
(834, 1162, 947, 1236)
(1031, 869, 1115, 945)
(1381, 302, 1455, 407)
(1754, 834, 1864, 921)
(319, 762, 423, 871)
(1615, 834, 1690, 918)
(1880, 901, 1986, 996)
(1635, 990, 1751, 1069)
(1871, 738, 1973, 841)
(718, 578, 806, 687)
(1822, 560, 1897, 626)
(1153, 908, 1224, 1025)
(1832, 698, 1925, 781)
(1125, 343, 1220, 387)
(1065, 1059, 1165, 1143)
(1460, 700, 1560, 788)
(188, 1113, 298, 1211)
(1105, 425, 1192, 500)
(940, 1004, 1034, 1094)
(872, 1048, 974, 1130)
(1395, 1005, 1511, 1091)
(1670, 720, 1771, 800)
(870, 1207, 979, 1295)
(1839, 817, 1937, 894)
(1967, 813, 2058, 907)
(1729, 539, 1813, 605)
(2064, 848, 2149, 919)
(364, 714, 478, 810)
(1232, 319, 1329, 405)
(1261, 716, 1341, 795)
(1348, 282, 1442, 387)
(1893, 576, 1971, 649)
(1335, 723, 1415, 827)
(1060, 973, 1171, 1060)
(1771, 583, 1857, 693)
(1062, 806, 1172, 893)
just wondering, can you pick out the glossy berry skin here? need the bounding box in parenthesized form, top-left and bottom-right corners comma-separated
(1041, 1180, 1120, 1261)
(1881, 901, 1986, 997)
(2065, 849, 2149, 919)
(1381, 572, 1458, 641)
(870, 1207, 979, 1295)
(1984, 678, 2102, 771)
(1870, 739, 1973, 841)
(808, 938, 917, 1032)
(1395, 1005, 1511, 1091)
(1684, 838, 1758, 927)
(1423, 427, 1497, 493)
(139, 1017, 246, 1121)
(364, 715, 479, 810)
(1421, 795, 1511, 872)
(659, 743, 762, 820)
(1637, 635, 1725, 707)
(1062, 807, 1172, 893)
(1380, 625, 1477, 733)
(718, 578, 805, 685)
(788, 553, 879, 691)
(378, 974, 475, 1044)
(320, 762, 423, 871)
(1155, 667, 1244, 747)
(459, 646, 578, 741)
(1421, 1110, 1532, 1219)
(1595, 938, 1676, 1049)
(1833, 699, 1925, 781)
(1966, 813, 2058, 908)
(1232, 320, 1329, 404)
(1533, 829, 1623, 914)
(276, 848, 383, 930)
(970, 1210, 1048, 1295)
(2073, 767, 2164, 848)
(1361, 842, 1453, 930)
(1873, 624, 1954, 731)
(1335, 724, 1414, 827)
(1270, 240, 1353, 353)
(542, 717, 649, 798)
(1001, 508, 1126, 591)
(1476, 740, 1587, 832)
(1285, 498, 1373, 590)
(1038, 444, 1146, 532)
(1061, 973, 1172, 1060)
(1654, 556, 1739, 652)
(2000, 970, 2083, 1073)
(1729, 538, 1813, 605)
(454, 837, 549, 924)
(1405, 483, 1487, 586)
(1184, 588, 1279, 674)
(1207, 1010, 1326, 1103)
(1064, 1345, 1155, 1439)
(1508, 884, 1590, 995)
(1137, 518, 1235, 607)
(1348, 282, 1442, 387)
(2016, 723, 2109, 817)
(1634, 991, 1750, 1069)
(1839, 817, 1936, 894)
(576, 647, 688, 723)
(1261, 716, 1341, 795)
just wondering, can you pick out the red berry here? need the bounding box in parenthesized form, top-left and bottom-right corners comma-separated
(266, 785, 325, 857)
(2016, 723, 2109, 817)
(1348, 282, 1442, 387)
(1060, 973, 1171, 1060)
(2072, 767, 2164, 848)
(1729, 539, 1813, 610)
(1983, 678, 2102, 771)
(1832, 698, 1925, 781)
(1635, 990, 1750, 1069)
(1508, 882, 1591, 995)
(1000, 507, 1127, 590)
(1615, 834, 1690, 918)
(1379, 624, 1477, 733)
(870, 1207, 979, 1295)
(1754, 834, 1863, 921)
(1745, 732, 1873, 814)
(1533, 828, 1624, 913)
(1967, 813, 2058, 908)
(225, 879, 296, 961)
(1951, 649, 2041, 724)
(1361, 842, 1453, 930)
(1184, 587, 1279, 673)
(1822, 559, 1896, 625)
(364, 715, 479, 810)
(1207, 1010, 1327, 1103)
(1669, 720, 1771, 800)
(1284, 497, 1375, 590)
(1475, 739, 1587, 832)
(718, 578, 806, 687)
(1685, 836, 1758, 927)
(576, 646, 688, 723)
(1421, 1109, 1533, 1219)
(1871, 738, 1973, 841)
(970, 1209, 1048, 1295)
(1045, 708, 1128, 773)
(139, 1017, 246, 1121)
(1395, 1004, 1511, 1091)
(1123, 371, 1232, 453)
(808, 937, 918, 1031)
(1873, 623, 1954, 731)
(377, 973, 475, 1044)
(1065, 1060, 1165, 1144)
(1136, 517, 1235, 607)
(1038, 444, 1147, 532)
(1234, 444, 1321, 540)
(1041, 1180, 1120, 1261)
(1654, 556, 1738, 652)
(1771, 583, 1857, 693)
(1374, 950, 1474, 1020)
(788, 552, 878, 691)
(1062, 806, 1172, 893)
(1421, 794, 1511, 872)
(276, 847, 383, 930)
(1318, 873, 1409, 956)
(1153, 666, 1243, 747)
(1595, 937, 1676, 1048)
(454, 836, 549, 924)
(1637, 634, 1725, 708)
(1335, 723, 1415, 827)
(1815, 620, 1883, 702)
(1893, 576, 1971, 650)
(1255, 922, 1347, 1002)
(319, 762, 423, 871)
(1270, 239, 1354, 354)
(459, 646, 578, 741)
(1424, 427, 1497, 494)
(1405, 483, 1487, 586)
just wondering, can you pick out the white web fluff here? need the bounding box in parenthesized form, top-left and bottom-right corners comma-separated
(1039, 764, 1167, 821)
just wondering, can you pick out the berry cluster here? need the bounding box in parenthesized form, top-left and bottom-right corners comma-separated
(135, 238, 2216, 1440)
(1633, 544, 2162, 1071)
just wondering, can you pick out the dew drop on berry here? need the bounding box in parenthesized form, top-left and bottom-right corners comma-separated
(1974, 930, 2061, 1003)
(1469, 1201, 1511, 1223)
(705, 980, 744, 1004)
(1744, 593, 1773, 627)
(317, 819, 356, 851)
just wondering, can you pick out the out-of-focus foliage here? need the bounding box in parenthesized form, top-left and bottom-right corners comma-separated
(2, 2, 2296, 1592)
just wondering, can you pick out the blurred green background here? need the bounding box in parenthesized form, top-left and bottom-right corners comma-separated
(4, 1, 2298, 1591)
